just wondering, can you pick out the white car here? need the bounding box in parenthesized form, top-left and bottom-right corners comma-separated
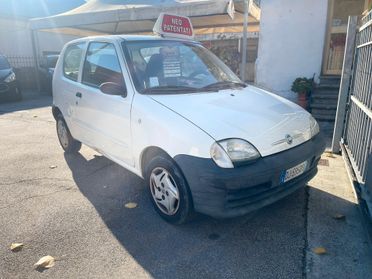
(52, 35, 325, 224)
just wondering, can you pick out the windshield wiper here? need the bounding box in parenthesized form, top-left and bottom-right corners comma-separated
(202, 81, 247, 90)
(142, 85, 209, 94)
(141, 83, 238, 94)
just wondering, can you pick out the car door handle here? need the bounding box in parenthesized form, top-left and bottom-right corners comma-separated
(76, 92, 82, 98)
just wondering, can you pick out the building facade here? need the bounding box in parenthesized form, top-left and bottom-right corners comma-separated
(256, 0, 370, 100)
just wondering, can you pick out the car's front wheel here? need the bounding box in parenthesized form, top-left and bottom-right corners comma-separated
(13, 87, 22, 101)
(56, 115, 81, 153)
(145, 156, 193, 224)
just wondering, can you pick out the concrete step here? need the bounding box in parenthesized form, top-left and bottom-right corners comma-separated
(319, 75, 341, 85)
(311, 90, 338, 96)
(312, 113, 336, 121)
(311, 108, 337, 116)
(311, 108, 337, 115)
(311, 94, 339, 100)
(310, 75, 341, 123)
(312, 96, 338, 102)
(310, 102, 338, 110)
(311, 94, 339, 101)
(319, 74, 341, 79)
(315, 83, 340, 91)
(310, 109, 338, 118)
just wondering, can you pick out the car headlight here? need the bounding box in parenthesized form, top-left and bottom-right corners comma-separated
(310, 116, 319, 137)
(211, 139, 261, 168)
(4, 72, 16, 83)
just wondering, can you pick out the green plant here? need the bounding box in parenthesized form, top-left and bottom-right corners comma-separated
(291, 77, 313, 94)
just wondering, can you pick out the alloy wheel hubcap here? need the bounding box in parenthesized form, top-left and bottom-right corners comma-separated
(57, 120, 69, 148)
(150, 167, 180, 215)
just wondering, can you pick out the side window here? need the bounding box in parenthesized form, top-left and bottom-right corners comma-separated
(82, 42, 124, 88)
(63, 43, 84, 81)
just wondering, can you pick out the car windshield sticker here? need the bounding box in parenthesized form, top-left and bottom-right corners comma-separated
(162, 46, 181, 78)
(163, 57, 181, 78)
(149, 76, 159, 87)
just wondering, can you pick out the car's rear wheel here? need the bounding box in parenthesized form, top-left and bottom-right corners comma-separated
(56, 115, 81, 153)
(145, 155, 193, 224)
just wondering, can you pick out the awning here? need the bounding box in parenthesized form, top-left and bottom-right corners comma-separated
(29, 0, 260, 36)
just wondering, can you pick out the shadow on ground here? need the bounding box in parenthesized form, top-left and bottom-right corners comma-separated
(61, 148, 369, 279)
(61, 151, 361, 279)
(0, 96, 51, 115)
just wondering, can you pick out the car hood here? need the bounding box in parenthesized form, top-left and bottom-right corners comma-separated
(0, 69, 12, 80)
(149, 85, 313, 157)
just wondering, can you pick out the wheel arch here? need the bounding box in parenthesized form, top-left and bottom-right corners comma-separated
(52, 106, 62, 120)
(140, 146, 173, 177)
(140, 145, 195, 222)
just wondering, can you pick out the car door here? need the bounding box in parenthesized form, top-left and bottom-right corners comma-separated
(54, 42, 86, 139)
(74, 40, 134, 167)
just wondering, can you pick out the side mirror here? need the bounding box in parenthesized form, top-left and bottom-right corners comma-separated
(99, 82, 127, 97)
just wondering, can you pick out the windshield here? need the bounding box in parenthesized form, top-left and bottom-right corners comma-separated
(0, 56, 10, 70)
(122, 40, 244, 94)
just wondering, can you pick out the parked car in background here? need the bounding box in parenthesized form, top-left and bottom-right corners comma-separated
(39, 54, 59, 94)
(0, 54, 22, 102)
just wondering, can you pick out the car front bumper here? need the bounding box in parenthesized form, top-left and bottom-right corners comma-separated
(174, 133, 326, 218)
(0, 80, 19, 101)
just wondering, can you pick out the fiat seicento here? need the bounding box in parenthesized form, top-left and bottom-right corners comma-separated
(52, 14, 325, 224)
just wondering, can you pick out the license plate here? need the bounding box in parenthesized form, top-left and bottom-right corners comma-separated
(280, 161, 308, 183)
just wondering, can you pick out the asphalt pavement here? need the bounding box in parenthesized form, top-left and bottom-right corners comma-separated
(0, 96, 370, 279)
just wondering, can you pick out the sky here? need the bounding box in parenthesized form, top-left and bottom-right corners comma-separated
(0, 0, 85, 18)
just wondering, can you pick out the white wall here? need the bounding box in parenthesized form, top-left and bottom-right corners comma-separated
(0, 18, 33, 56)
(36, 31, 80, 55)
(256, 0, 329, 101)
(0, 18, 80, 57)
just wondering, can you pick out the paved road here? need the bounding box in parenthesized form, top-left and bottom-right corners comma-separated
(0, 97, 370, 279)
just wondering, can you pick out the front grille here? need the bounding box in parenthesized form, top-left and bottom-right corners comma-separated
(226, 182, 272, 204)
(225, 167, 316, 209)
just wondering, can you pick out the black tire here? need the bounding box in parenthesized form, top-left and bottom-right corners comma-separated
(145, 155, 194, 224)
(12, 87, 22, 102)
(56, 115, 81, 154)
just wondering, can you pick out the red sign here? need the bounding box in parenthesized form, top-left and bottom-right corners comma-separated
(161, 14, 192, 36)
(153, 13, 194, 39)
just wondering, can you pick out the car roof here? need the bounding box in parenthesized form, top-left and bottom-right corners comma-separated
(66, 34, 198, 46)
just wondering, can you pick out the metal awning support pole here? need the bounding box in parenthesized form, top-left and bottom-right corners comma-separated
(240, 0, 249, 81)
(30, 29, 41, 92)
(331, 16, 358, 153)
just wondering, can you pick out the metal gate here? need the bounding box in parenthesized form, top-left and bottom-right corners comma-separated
(342, 11, 372, 209)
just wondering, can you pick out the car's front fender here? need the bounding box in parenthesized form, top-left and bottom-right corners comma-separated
(131, 94, 215, 177)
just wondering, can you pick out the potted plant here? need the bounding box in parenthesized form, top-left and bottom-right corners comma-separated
(291, 77, 313, 109)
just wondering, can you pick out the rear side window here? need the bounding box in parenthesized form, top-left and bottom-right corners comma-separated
(82, 42, 124, 88)
(63, 43, 84, 81)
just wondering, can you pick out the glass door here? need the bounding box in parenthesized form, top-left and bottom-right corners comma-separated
(323, 0, 365, 75)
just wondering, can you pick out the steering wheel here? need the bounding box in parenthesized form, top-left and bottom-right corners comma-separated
(188, 69, 209, 79)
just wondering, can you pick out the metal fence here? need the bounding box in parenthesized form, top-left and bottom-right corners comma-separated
(343, 11, 372, 188)
(6, 56, 38, 90)
(6, 56, 36, 68)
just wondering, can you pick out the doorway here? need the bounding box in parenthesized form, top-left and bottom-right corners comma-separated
(322, 0, 365, 75)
